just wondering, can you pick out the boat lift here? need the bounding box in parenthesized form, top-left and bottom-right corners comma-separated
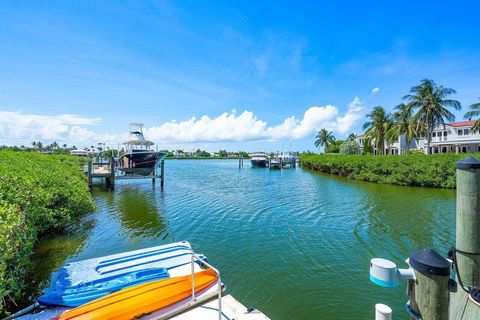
(86, 157, 165, 190)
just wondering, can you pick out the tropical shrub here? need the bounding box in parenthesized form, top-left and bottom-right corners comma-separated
(300, 153, 478, 188)
(0, 151, 94, 314)
(339, 140, 361, 154)
(326, 140, 344, 153)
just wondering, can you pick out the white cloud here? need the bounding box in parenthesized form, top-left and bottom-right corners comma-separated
(0, 98, 363, 146)
(146, 97, 363, 142)
(0, 110, 116, 145)
(372, 87, 380, 94)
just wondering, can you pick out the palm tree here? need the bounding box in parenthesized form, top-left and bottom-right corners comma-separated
(385, 103, 419, 153)
(464, 98, 480, 133)
(314, 129, 335, 153)
(363, 106, 391, 155)
(404, 79, 461, 154)
(347, 133, 356, 141)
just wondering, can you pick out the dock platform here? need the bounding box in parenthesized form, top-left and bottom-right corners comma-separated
(86, 158, 165, 190)
(171, 295, 270, 320)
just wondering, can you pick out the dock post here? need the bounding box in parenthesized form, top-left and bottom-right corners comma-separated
(375, 304, 392, 320)
(109, 158, 115, 191)
(87, 160, 92, 188)
(450, 157, 480, 319)
(455, 157, 480, 288)
(408, 248, 450, 320)
(160, 160, 165, 188)
(268, 157, 271, 170)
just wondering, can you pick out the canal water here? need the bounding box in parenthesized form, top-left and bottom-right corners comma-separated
(30, 159, 456, 319)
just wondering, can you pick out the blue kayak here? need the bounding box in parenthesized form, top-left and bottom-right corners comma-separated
(37, 267, 169, 307)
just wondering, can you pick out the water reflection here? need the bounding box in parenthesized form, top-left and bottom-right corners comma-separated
(26, 213, 95, 304)
(114, 184, 167, 238)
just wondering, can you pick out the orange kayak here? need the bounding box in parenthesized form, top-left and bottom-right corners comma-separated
(55, 269, 218, 320)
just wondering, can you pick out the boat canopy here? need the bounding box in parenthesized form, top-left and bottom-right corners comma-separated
(124, 123, 154, 148)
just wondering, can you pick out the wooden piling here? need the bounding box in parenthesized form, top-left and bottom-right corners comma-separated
(450, 157, 480, 319)
(109, 159, 115, 191)
(455, 157, 480, 288)
(160, 159, 165, 188)
(408, 248, 450, 320)
(87, 160, 92, 188)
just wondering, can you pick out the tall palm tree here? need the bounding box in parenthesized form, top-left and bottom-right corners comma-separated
(385, 103, 419, 153)
(347, 133, 356, 141)
(464, 98, 480, 133)
(314, 129, 335, 153)
(404, 79, 461, 154)
(363, 106, 391, 155)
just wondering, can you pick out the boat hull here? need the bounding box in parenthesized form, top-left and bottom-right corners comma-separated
(116, 151, 166, 176)
(250, 159, 268, 168)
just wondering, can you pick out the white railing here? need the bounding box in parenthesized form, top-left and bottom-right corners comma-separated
(190, 253, 222, 320)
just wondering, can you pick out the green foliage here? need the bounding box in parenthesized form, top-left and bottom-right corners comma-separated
(314, 129, 336, 152)
(0, 152, 94, 314)
(339, 140, 361, 154)
(218, 150, 228, 157)
(299, 153, 477, 188)
(326, 140, 344, 153)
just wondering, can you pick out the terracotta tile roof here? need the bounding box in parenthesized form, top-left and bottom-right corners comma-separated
(448, 120, 476, 127)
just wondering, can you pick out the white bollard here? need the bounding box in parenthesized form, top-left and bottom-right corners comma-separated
(375, 303, 392, 320)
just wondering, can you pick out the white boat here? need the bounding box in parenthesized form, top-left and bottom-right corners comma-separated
(116, 123, 166, 176)
(276, 151, 296, 165)
(250, 152, 269, 168)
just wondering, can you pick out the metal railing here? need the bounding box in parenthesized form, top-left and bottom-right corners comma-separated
(190, 253, 222, 320)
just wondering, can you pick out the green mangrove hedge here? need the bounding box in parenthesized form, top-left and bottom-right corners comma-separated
(0, 151, 95, 313)
(300, 153, 477, 188)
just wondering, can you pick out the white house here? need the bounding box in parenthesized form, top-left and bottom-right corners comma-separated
(356, 120, 480, 154)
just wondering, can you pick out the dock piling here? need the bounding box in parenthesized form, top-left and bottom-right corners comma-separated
(160, 159, 165, 188)
(408, 248, 450, 320)
(455, 157, 480, 288)
(375, 304, 392, 320)
(450, 157, 480, 319)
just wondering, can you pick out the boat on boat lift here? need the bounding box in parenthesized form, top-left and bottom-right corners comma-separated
(116, 123, 166, 176)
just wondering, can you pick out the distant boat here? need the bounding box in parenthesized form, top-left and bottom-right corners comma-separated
(276, 151, 296, 166)
(250, 152, 269, 168)
(116, 123, 166, 176)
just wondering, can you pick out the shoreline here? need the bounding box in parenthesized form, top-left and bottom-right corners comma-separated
(0, 151, 95, 315)
(299, 153, 479, 189)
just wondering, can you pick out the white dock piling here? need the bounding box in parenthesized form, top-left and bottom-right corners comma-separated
(375, 303, 392, 320)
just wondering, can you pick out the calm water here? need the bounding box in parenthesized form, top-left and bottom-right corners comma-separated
(29, 159, 456, 319)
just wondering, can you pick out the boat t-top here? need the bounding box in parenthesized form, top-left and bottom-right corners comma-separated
(116, 123, 166, 176)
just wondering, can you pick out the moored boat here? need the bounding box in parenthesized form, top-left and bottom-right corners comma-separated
(250, 152, 269, 168)
(116, 123, 166, 176)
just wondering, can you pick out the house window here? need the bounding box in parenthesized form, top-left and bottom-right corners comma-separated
(433, 132, 436, 137)
(458, 130, 463, 136)
(462, 146, 467, 153)
(443, 131, 447, 136)
(478, 145, 480, 152)
(464, 129, 469, 135)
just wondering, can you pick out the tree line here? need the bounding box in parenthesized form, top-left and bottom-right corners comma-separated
(315, 79, 480, 154)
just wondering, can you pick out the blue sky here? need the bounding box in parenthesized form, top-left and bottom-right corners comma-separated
(0, 1, 479, 151)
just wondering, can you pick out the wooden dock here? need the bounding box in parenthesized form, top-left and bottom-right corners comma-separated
(87, 157, 165, 190)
